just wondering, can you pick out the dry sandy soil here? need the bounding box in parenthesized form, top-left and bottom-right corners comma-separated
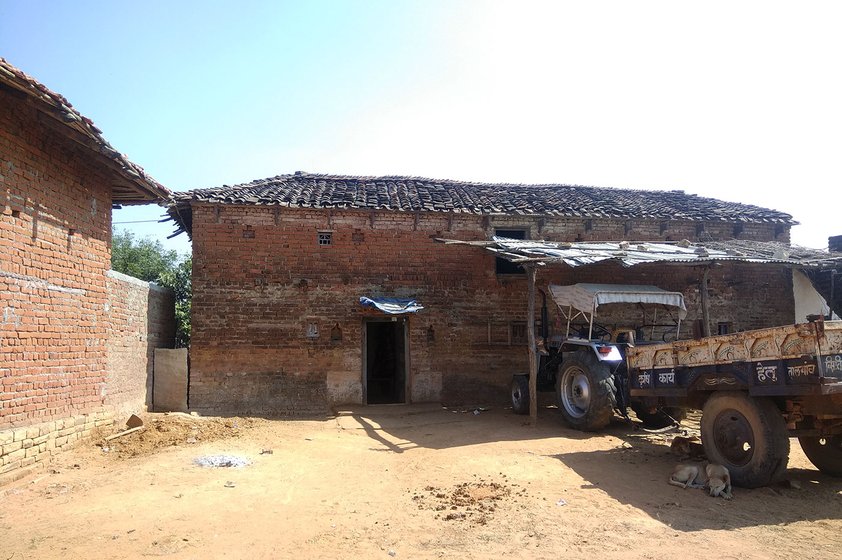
(1, 404, 841, 560)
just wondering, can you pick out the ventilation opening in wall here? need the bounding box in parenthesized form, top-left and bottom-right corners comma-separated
(331, 323, 342, 341)
(510, 322, 527, 345)
(495, 229, 527, 274)
(318, 231, 332, 246)
(11, 209, 20, 218)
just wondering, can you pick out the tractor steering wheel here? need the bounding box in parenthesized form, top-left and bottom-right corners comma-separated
(591, 322, 612, 341)
(569, 322, 611, 341)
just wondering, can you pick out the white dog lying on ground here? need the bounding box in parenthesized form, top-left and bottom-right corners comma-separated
(669, 463, 732, 499)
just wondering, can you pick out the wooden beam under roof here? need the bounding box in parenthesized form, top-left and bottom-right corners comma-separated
(0, 59, 170, 204)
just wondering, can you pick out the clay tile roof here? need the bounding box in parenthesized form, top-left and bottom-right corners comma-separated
(167, 172, 794, 237)
(0, 58, 170, 204)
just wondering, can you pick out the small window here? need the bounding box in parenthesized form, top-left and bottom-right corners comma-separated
(495, 229, 527, 275)
(318, 231, 332, 246)
(717, 322, 733, 335)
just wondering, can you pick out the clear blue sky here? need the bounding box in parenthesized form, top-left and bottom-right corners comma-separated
(2, 1, 840, 256)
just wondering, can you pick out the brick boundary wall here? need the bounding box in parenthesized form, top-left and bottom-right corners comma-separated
(105, 270, 176, 415)
(0, 274, 174, 485)
(0, 409, 114, 486)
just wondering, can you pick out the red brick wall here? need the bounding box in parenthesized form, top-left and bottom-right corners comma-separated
(189, 204, 792, 414)
(0, 89, 113, 429)
(0, 266, 177, 482)
(105, 271, 176, 413)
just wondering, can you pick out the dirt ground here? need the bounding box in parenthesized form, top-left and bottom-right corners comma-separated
(1, 405, 841, 560)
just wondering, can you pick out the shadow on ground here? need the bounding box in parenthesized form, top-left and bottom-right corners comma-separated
(552, 440, 842, 532)
(337, 402, 842, 531)
(333, 399, 597, 453)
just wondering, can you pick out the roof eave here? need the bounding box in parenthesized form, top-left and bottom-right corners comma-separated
(0, 58, 172, 205)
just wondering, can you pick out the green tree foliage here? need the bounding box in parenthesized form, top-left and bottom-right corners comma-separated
(111, 229, 191, 348)
(111, 230, 179, 282)
(158, 257, 192, 348)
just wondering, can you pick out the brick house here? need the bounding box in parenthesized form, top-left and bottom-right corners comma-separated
(1, 59, 172, 478)
(168, 172, 797, 415)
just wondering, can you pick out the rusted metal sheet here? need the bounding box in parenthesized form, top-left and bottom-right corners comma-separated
(436, 237, 842, 269)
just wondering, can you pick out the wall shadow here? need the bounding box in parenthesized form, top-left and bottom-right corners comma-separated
(332, 400, 614, 451)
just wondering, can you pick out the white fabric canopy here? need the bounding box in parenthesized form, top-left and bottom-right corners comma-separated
(548, 283, 687, 319)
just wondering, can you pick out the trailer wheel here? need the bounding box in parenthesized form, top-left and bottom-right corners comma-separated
(630, 404, 686, 429)
(556, 350, 615, 431)
(701, 392, 789, 488)
(510, 375, 530, 415)
(798, 436, 842, 477)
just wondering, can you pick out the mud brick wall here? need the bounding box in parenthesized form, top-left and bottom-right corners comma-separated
(105, 271, 176, 414)
(188, 203, 790, 415)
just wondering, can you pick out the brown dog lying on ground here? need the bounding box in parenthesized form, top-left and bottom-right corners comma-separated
(668, 463, 732, 499)
(670, 435, 706, 460)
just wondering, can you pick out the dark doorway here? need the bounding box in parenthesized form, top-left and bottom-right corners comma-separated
(365, 320, 407, 404)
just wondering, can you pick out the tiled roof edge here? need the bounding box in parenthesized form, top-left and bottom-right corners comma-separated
(0, 57, 171, 203)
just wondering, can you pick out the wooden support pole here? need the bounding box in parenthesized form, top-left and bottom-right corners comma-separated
(526, 265, 539, 425)
(701, 266, 712, 337)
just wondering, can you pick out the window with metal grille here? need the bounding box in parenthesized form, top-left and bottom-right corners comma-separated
(318, 231, 332, 246)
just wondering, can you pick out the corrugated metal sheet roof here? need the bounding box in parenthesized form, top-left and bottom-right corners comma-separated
(436, 238, 842, 268)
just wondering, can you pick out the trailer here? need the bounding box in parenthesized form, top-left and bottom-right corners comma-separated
(627, 318, 842, 487)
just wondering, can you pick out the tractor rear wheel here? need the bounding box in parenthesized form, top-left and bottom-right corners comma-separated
(556, 350, 616, 431)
